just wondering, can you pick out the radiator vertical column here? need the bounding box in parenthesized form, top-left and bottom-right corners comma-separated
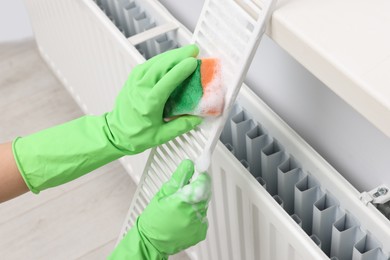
(277, 157, 303, 214)
(246, 124, 269, 178)
(312, 193, 343, 256)
(220, 104, 241, 147)
(261, 139, 286, 196)
(231, 110, 255, 161)
(294, 175, 322, 234)
(352, 235, 388, 260)
(330, 214, 364, 260)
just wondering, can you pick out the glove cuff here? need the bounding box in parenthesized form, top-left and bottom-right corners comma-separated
(13, 137, 38, 193)
(12, 115, 126, 193)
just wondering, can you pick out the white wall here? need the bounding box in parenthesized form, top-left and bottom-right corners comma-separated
(248, 36, 390, 193)
(160, 0, 390, 192)
(0, 0, 33, 42)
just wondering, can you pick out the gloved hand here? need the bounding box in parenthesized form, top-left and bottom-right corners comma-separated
(12, 45, 202, 194)
(109, 160, 211, 260)
(107, 44, 201, 153)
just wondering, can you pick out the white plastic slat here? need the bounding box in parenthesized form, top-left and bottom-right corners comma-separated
(127, 22, 178, 45)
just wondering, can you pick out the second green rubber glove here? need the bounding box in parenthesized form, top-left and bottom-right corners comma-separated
(109, 159, 211, 260)
(13, 45, 202, 193)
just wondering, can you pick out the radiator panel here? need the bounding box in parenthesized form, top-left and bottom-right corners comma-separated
(191, 86, 389, 260)
(23, 0, 390, 259)
(186, 142, 325, 260)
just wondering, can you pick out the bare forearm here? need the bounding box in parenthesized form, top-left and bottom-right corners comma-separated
(0, 142, 28, 203)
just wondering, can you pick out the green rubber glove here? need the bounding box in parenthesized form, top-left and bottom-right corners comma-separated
(109, 160, 211, 260)
(12, 45, 202, 194)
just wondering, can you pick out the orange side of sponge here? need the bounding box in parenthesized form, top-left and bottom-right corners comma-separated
(163, 58, 224, 118)
(197, 58, 224, 116)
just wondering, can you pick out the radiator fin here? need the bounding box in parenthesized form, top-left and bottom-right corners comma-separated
(212, 104, 389, 260)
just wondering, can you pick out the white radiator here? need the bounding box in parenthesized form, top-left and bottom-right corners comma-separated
(24, 0, 390, 259)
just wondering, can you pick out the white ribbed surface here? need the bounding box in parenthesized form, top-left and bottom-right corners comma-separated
(189, 141, 326, 260)
(186, 85, 390, 260)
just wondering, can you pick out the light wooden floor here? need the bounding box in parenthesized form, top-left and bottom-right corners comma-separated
(0, 40, 189, 260)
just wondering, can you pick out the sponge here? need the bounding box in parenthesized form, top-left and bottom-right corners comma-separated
(163, 58, 224, 118)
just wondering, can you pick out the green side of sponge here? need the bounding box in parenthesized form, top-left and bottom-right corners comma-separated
(163, 59, 203, 118)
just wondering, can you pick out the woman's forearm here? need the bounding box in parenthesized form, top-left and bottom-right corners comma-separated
(0, 142, 28, 203)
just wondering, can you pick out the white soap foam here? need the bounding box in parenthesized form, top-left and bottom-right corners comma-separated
(195, 150, 212, 173)
(177, 172, 212, 204)
(195, 59, 225, 116)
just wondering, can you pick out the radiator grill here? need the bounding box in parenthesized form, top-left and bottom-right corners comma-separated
(216, 103, 388, 260)
(95, 0, 179, 58)
(23, 0, 390, 259)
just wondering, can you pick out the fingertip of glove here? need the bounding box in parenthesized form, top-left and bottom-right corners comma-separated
(178, 57, 198, 73)
(198, 172, 211, 182)
(183, 44, 199, 57)
(169, 160, 194, 189)
(166, 115, 202, 132)
(178, 159, 195, 173)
